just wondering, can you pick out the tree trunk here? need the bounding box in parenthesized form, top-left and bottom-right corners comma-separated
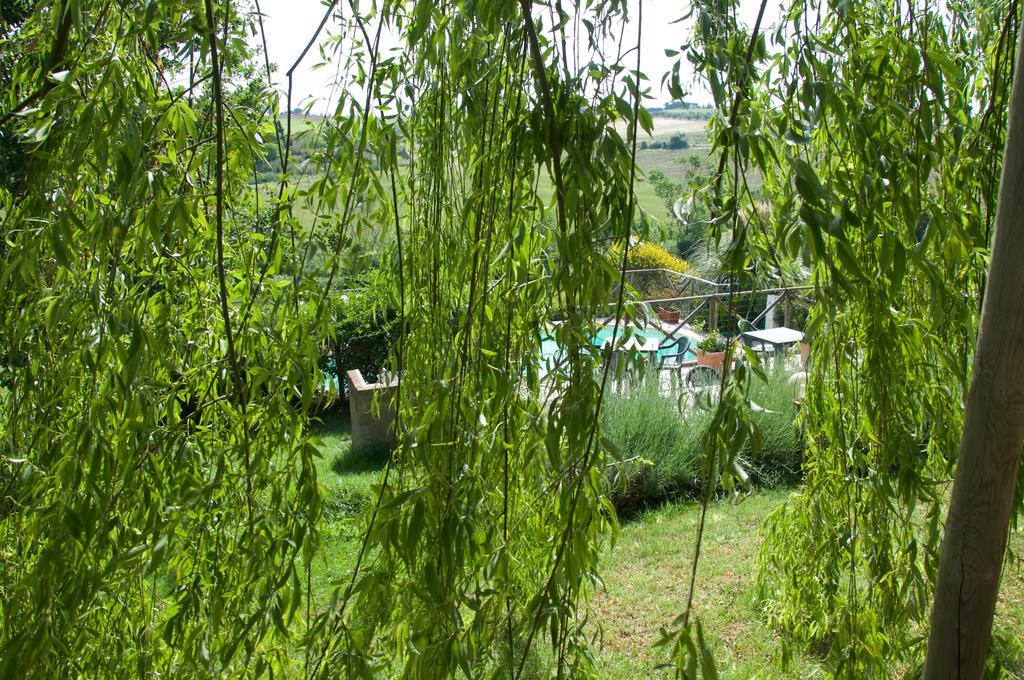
(924, 20, 1024, 679)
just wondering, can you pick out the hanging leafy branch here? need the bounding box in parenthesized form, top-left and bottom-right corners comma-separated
(301, 1, 661, 675)
(0, 0, 672, 677)
(18, 0, 1011, 676)
(0, 1, 329, 674)
(680, 0, 1021, 674)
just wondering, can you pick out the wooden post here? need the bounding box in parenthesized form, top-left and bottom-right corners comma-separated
(924, 19, 1024, 678)
(784, 293, 793, 328)
(709, 297, 718, 332)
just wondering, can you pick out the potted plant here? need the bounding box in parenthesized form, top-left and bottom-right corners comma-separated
(656, 306, 680, 324)
(696, 329, 727, 372)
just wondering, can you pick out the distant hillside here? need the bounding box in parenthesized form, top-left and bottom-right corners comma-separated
(648, 107, 714, 121)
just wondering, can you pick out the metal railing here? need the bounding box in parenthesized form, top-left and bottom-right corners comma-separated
(619, 268, 725, 301)
(624, 283, 813, 342)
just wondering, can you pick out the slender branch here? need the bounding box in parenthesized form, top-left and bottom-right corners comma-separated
(305, 11, 385, 676)
(513, 1, 644, 675)
(519, 0, 568, 239)
(311, 7, 384, 322)
(252, 0, 285, 164)
(682, 0, 769, 633)
(288, 0, 341, 78)
(710, 0, 769, 204)
(203, 0, 252, 522)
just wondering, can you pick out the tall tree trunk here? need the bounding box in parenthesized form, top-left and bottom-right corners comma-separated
(924, 19, 1024, 679)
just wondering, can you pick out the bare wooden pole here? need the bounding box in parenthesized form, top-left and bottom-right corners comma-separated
(924, 15, 1024, 678)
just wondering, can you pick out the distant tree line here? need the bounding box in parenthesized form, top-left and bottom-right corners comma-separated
(640, 133, 689, 151)
(661, 100, 705, 110)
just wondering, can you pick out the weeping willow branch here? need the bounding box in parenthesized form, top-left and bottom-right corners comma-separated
(312, 5, 384, 314)
(0, 0, 74, 128)
(710, 0, 769, 205)
(306, 12, 389, 678)
(513, 1, 644, 675)
(204, 0, 253, 523)
(520, 0, 568, 239)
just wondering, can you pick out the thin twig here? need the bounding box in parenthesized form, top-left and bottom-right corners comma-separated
(520, 0, 569, 240)
(203, 0, 253, 523)
(711, 0, 769, 203)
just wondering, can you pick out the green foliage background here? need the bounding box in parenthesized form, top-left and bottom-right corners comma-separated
(1, 0, 1020, 677)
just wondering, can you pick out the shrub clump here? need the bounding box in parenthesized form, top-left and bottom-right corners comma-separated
(321, 274, 398, 391)
(603, 380, 706, 511)
(620, 241, 690, 274)
(602, 367, 803, 513)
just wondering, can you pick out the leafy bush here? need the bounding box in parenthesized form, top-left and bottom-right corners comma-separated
(640, 134, 691, 151)
(647, 170, 683, 218)
(0, 125, 27, 194)
(743, 369, 804, 487)
(649, 107, 715, 120)
(602, 367, 802, 513)
(322, 274, 398, 388)
(603, 379, 707, 511)
(610, 241, 692, 301)
(697, 329, 725, 353)
(667, 134, 689, 150)
(673, 219, 708, 261)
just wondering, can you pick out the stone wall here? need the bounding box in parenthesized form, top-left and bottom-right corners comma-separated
(346, 369, 398, 453)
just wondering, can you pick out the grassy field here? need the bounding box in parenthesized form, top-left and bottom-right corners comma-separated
(535, 170, 674, 224)
(306, 414, 1024, 677)
(271, 155, 702, 236)
(534, 144, 715, 228)
(267, 146, 713, 231)
(538, 116, 716, 228)
(268, 114, 717, 237)
(614, 112, 713, 137)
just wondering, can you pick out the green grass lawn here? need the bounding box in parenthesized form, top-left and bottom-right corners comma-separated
(306, 412, 373, 612)
(591, 490, 823, 677)
(636, 146, 712, 175)
(307, 416, 1024, 678)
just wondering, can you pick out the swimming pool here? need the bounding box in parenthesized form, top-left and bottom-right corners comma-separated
(540, 323, 698, 372)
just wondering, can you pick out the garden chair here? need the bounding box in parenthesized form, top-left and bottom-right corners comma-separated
(657, 335, 692, 369)
(657, 336, 692, 391)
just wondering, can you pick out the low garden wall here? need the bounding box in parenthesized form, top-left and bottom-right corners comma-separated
(346, 369, 398, 453)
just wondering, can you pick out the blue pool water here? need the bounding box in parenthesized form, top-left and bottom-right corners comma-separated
(322, 327, 701, 391)
(540, 325, 697, 370)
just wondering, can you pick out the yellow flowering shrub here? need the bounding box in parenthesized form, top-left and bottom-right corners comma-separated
(614, 241, 690, 273)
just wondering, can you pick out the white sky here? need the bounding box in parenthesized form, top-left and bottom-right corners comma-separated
(254, 0, 781, 113)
